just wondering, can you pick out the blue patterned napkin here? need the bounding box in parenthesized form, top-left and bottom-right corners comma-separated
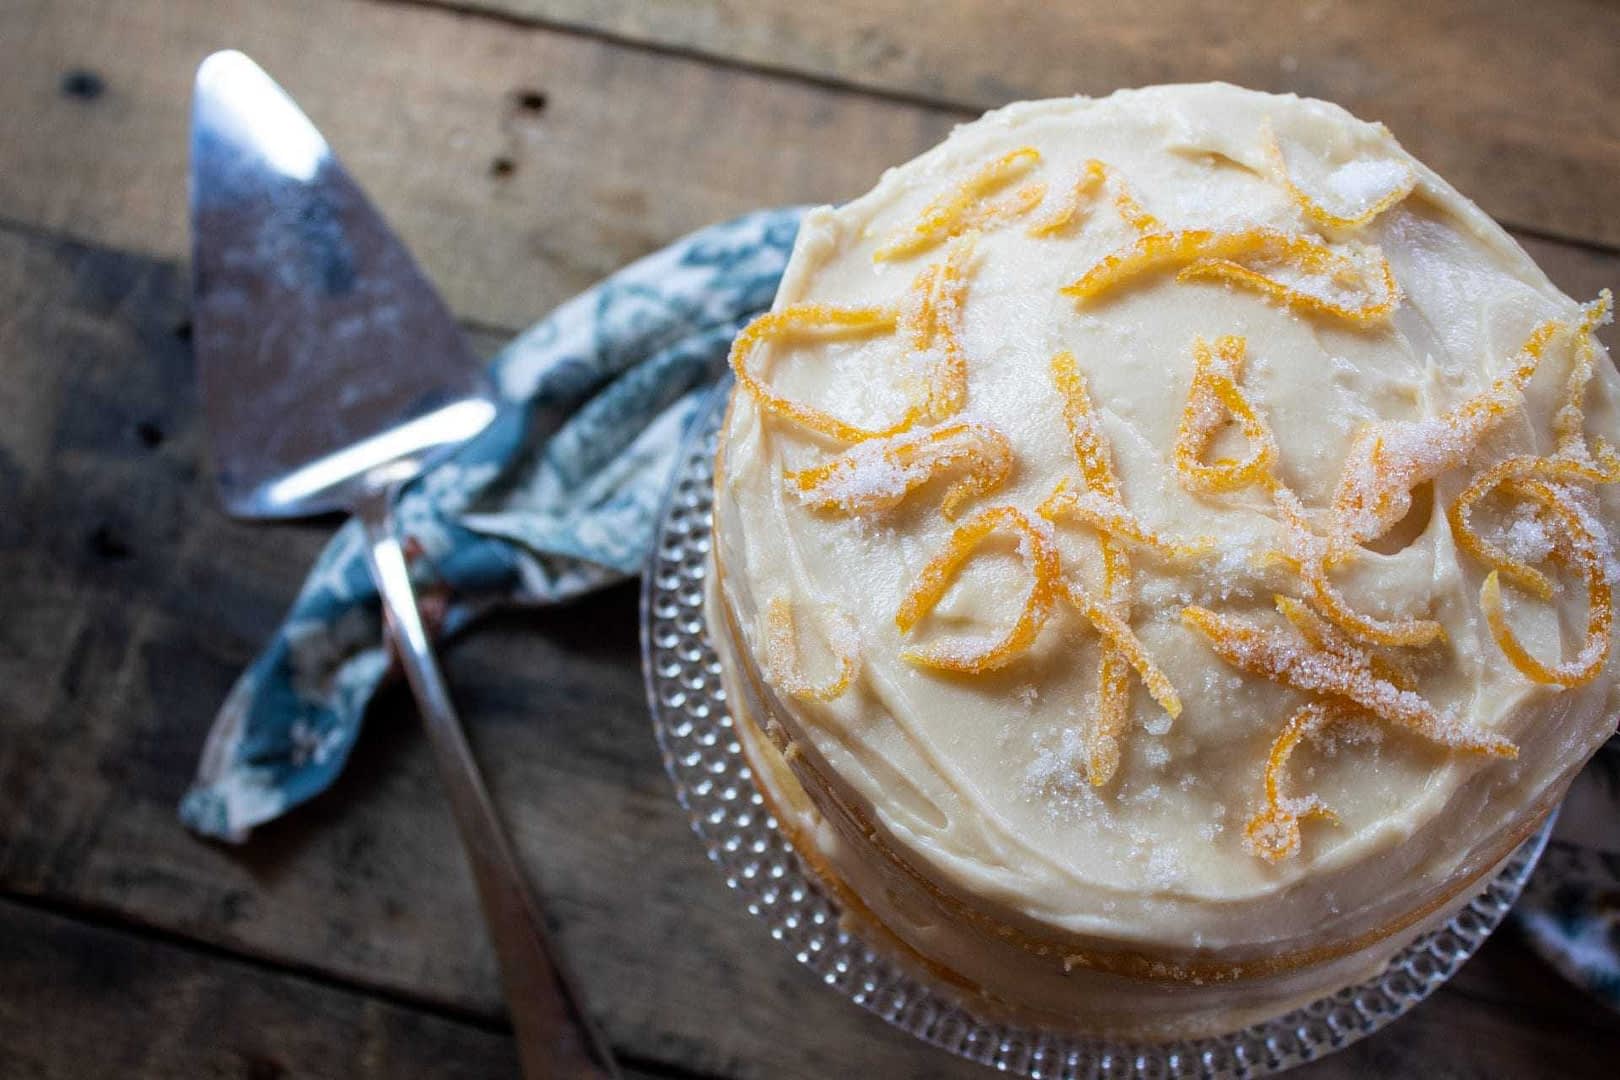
(180, 206, 805, 841)
(180, 204, 1618, 1015)
(1516, 741, 1620, 1009)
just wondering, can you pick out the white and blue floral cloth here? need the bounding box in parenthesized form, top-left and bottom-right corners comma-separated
(180, 206, 1618, 1014)
(1517, 742, 1620, 1010)
(180, 206, 804, 841)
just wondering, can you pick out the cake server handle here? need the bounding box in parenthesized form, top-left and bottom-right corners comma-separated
(360, 491, 620, 1080)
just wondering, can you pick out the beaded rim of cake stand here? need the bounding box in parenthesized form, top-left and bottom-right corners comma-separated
(642, 378, 1553, 1080)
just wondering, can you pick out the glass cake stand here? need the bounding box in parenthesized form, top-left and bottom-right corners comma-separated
(641, 378, 1554, 1079)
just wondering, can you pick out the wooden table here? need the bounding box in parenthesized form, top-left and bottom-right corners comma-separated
(3, 2, 1619, 1076)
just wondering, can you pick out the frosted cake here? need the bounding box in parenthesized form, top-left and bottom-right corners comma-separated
(706, 83, 1619, 1038)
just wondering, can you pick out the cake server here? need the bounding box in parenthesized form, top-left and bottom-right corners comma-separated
(189, 50, 617, 1079)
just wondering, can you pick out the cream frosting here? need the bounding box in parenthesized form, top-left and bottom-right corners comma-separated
(707, 83, 1620, 1036)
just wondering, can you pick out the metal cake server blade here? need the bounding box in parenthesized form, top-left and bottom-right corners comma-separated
(190, 49, 493, 517)
(190, 50, 617, 1079)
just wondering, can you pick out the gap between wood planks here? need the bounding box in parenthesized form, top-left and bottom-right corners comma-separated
(9, 0, 1618, 344)
(378, 0, 984, 119)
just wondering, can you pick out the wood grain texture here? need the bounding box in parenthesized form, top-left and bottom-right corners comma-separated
(447, 0, 1620, 249)
(3, 0, 1612, 340)
(0, 898, 527, 1080)
(0, 0, 955, 334)
(2, 221, 1619, 1078)
(0, 225, 995, 1079)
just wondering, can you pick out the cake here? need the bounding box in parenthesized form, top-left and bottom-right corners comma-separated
(705, 83, 1620, 1039)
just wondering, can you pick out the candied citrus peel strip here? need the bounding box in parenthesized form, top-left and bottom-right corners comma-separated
(1050, 350, 1121, 498)
(902, 235, 979, 421)
(1055, 577, 1183, 720)
(787, 419, 1014, 519)
(1174, 335, 1282, 495)
(1063, 228, 1220, 300)
(1274, 594, 1418, 690)
(1265, 127, 1418, 232)
(1086, 648, 1133, 788)
(1039, 482, 1215, 562)
(896, 506, 1060, 673)
(1277, 502, 1448, 648)
(1112, 181, 1161, 234)
(1169, 335, 1445, 647)
(729, 303, 921, 443)
(763, 596, 860, 703)
(1063, 227, 1400, 327)
(1448, 455, 1620, 600)
(1333, 308, 1597, 547)
(1181, 604, 1517, 756)
(1475, 478, 1613, 688)
(874, 147, 1043, 261)
(1028, 160, 1104, 238)
(1244, 702, 1350, 863)
(1444, 292, 1619, 687)
(1299, 565, 1447, 647)
(1552, 291, 1616, 463)
(1028, 160, 1160, 238)
(1046, 349, 1188, 782)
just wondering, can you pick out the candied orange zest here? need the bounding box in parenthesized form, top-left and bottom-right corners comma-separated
(1274, 505, 1445, 647)
(896, 506, 1060, 673)
(1043, 348, 1187, 778)
(1045, 348, 1138, 599)
(1447, 455, 1620, 600)
(763, 596, 860, 703)
(1447, 292, 1620, 685)
(1174, 245, 1400, 327)
(899, 235, 980, 421)
(787, 419, 1014, 520)
(1552, 291, 1616, 461)
(1040, 482, 1215, 562)
(1086, 647, 1132, 787)
(1244, 702, 1348, 863)
(1170, 335, 1443, 647)
(1056, 577, 1182, 720)
(1266, 128, 1418, 231)
(874, 147, 1043, 261)
(1475, 478, 1613, 688)
(1272, 594, 1329, 650)
(1028, 160, 1160, 238)
(1028, 160, 1105, 238)
(1302, 569, 1447, 647)
(1112, 184, 1162, 234)
(1050, 350, 1123, 500)
(1174, 335, 1282, 495)
(1063, 228, 1220, 300)
(729, 303, 920, 443)
(1274, 594, 1419, 690)
(1181, 605, 1517, 756)
(1063, 227, 1400, 327)
(1333, 310, 1588, 547)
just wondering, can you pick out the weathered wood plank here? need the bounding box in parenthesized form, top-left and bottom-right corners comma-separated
(0, 898, 528, 1080)
(0, 223, 996, 1080)
(3, 219, 1620, 1077)
(445, 0, 1620, 249)
(0, 0, 956, 334)
(4, 0, 1612, 346)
